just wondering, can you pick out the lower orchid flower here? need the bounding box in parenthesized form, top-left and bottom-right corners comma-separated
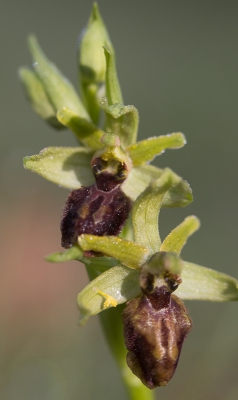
(74, 168, 238, 389)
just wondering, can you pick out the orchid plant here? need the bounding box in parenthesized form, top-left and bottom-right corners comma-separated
(20, 3, 238, 400)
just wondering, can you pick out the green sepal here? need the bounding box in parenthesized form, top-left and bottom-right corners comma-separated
(19, 67, 64, 129)
(122, 165, 193, 207)
(45, 245, 83, 262)
(132, 168, 182, 253)
(100, 97, 139, 147)
(122, 164, 163, 200)
(162, 178, 193, 208)
(77, 264, 140, 325)
(79, 3, 114, 124)
(127, 133, 186, 166)
(177, 262, 238, 301)
(28, 35, 89, 119)
(57, 108, 104, 150)
(160, 216, 200, 255)
(23, 147, 94, 189)
(78, 234, 149, 269)
(104, 47, 123, 105)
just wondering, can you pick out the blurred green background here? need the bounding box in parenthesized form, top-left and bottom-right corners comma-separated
(1, 0, 238, 399)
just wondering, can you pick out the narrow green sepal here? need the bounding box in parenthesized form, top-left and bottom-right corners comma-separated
(79, 3, 114, 124)
(162, 178, 193, 208)
(160, 216, 200, 255)
(100, 97, 139, 147)
(177, 262, 238, 301)
(28, 35, 89, 119)
(78, 234, 149, 269)
(19, 67, 64, 129)
(104, 47, 123, 105)
(132, 168, 182, 253)
(23, 147, 94, 189)
(127, 133, 186, 166)
(77, 264, 140, 325)
(45, 245, 83, 262)
(57, 108, 104, 150)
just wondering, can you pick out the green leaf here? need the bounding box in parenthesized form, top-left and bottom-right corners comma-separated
(127, 133, 186, 166)
(79, 3, 114, 124)
(160, 216, 200, 255)
(23, 147, 94, 189)
(77, 264, 140, 324)
(57, 108, 104, 150)
(122, 165, 163, 200)
(177, 261, 238, 301)
(104, 47, 123, 105)
(122, 165, 193, 207)
(132, 168, 182, 253)
(28, 35, 89, 119)
(78, 235, 149, 269)
(45, 245, 83, 262)
(100, 97, 139, 147)
(19, 67, 64, 129)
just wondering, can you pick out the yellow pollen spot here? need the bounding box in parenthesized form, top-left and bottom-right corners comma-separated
(79, 204, 90, 218)
(95, 288, 118, 309)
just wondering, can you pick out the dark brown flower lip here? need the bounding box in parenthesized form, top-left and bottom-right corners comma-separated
(61, 183, 131, 250)
(122, 284, 192, 389)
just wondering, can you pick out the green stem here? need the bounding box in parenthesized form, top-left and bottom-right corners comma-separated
(85, 256, 155, 400)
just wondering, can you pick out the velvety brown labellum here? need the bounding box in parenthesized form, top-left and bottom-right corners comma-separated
(61, 156, 131, 253)
(122, 286, 192, 389)
(61, 183, 131, 249)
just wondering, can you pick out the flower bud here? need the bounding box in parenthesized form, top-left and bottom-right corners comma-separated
(19, 67, 64, 129)
(79, 3, 114, 85)
(28, 35, 89, 120)
(122, 252, 192, 388)
(79, 3, 114, 123)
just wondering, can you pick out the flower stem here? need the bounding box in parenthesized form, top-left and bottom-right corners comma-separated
(85, 260, 155, 400)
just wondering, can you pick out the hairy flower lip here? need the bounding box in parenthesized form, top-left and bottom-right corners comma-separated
(122, 287, 192, 389)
